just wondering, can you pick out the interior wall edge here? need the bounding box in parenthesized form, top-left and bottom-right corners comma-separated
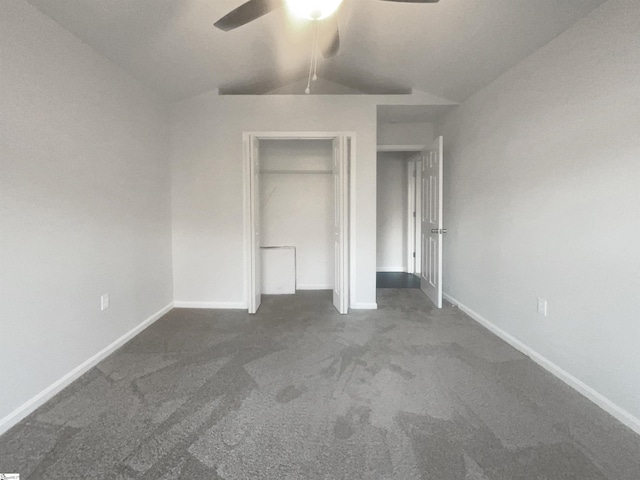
(0, 302, 174, 437)
(442, 293, 640, 437)
(351, 303, 378, 310)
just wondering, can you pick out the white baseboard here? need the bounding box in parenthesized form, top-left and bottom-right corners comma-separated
(352, 302, 378, 310)
(443, 293, 640, 436)
(173, 301, 246, 309)
(297, 284, 332, 290)
(376, 267, 406, 273)
(0, 302, 173, 437)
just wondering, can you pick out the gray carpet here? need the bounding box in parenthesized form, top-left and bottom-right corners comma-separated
(1, 290, 639, 479)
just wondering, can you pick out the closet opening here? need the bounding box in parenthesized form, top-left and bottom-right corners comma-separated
(243, 132, 353, 314)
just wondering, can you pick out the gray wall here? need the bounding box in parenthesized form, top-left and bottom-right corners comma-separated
(169, 91, 448, 310)
(377, 154, 409, 272)
(1, 0, 173, 428)
(377, 122, 434, 146)
(439, 0, 640, 426)
(170, 94, 379, 308)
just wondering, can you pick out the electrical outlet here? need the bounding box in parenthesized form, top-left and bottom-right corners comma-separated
(537, 297, 548, 317)
(101, 293, 110, 311)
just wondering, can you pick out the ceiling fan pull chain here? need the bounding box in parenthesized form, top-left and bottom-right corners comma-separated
(312, 20, 319, 81)
(305, 20, 320, 94)
(305, 54, 313, 94)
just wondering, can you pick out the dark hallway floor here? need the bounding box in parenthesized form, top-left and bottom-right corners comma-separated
(376, 271, 421, 289)
(1, 290, 639, 479)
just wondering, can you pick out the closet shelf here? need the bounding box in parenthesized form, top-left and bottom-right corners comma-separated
(259, 169, 333, 175)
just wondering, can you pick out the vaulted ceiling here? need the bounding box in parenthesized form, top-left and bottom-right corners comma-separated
(27, 0, 606, 101)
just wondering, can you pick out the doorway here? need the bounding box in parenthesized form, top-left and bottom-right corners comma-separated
(376, 149, 422, 289)
(244, 132, 353, 314)
(376, 137, 444, 308)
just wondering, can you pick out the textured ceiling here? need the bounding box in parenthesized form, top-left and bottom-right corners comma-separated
(27, 0, 606, 101)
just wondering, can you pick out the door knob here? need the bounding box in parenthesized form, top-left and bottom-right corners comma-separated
(431, 229, 447, 234)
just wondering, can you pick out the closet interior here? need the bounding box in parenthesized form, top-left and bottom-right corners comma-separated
(259, 139, 334, 294)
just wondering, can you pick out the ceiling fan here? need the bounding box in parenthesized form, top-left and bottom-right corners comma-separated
(214, 0, 441, 59)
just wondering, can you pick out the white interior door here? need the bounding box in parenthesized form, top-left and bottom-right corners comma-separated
(332, 136, 349, 314)
(420, 136, 444, 308)
(249, 136, 262, 314)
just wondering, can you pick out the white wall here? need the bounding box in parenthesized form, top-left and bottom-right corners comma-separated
(170, 82, 452, 309)
(439, 0, 640, 428)
(377, 122, 434, 146)
(0, 0, 173, 430)
(266, 78, 363, 95)
(260, 140, 334, 289)
(171, 96, 369, 308)
(170, 89, 451, 310)
(376, 153, 409, 272)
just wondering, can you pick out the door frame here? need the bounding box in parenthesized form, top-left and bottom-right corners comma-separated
(243, 131, 356, 313)
(376, 145, 425, 277)
(406, 154, 423, 275)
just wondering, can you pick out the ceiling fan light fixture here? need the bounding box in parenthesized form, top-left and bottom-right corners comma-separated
(286, 0, 343, 21)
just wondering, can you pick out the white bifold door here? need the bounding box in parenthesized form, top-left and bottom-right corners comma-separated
(420, 136, 444, 308)
(332, 137, 349, 314)
(248, 135, 262, 313)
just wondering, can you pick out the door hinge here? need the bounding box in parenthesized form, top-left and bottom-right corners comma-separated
(413, 252, 416, 258)
(413, 211, 416, 218)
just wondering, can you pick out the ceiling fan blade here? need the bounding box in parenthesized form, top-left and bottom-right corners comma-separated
(378, 0, 440, 3)
(320, 16, 340, 59)
(214, 0, 285, 31)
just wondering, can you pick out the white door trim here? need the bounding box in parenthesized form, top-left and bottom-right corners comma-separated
(377, 144, 426, 152)
(243, 131, 355, 314)
(406, 160, 416, 274)
(413, 154, 423, 277)
(406, 154, 423, 275)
